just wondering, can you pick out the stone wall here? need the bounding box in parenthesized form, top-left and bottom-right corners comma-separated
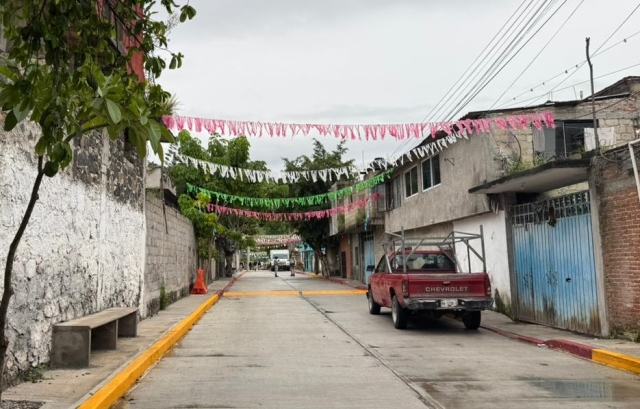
(592, 144, 640, 331)
(143, 193, 197, 318)
(0, 119, 145, 385)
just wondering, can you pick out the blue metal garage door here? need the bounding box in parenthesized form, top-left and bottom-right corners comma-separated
(363, 232, 375, 284)
(512, 191, 600, 334)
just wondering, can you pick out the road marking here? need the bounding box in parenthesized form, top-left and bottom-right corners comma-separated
(225, 291, 299, 297)
(224, 290, 366, 297)
(302, 290, 366, 296)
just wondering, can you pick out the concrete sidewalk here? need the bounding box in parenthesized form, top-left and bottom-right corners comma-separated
(300, 269, 640, 376)
(4, 277, 237, 409)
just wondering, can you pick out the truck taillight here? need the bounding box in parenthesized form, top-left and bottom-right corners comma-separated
(485, 275, 492, 297)
(402, 280, 408, 297)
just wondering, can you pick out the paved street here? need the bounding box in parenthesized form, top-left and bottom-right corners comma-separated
(121, 271, 640, 409)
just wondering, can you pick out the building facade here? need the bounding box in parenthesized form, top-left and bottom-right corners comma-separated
(329, 77, 640, 336)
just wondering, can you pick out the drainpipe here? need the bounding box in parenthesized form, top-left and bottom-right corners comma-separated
(630, 139, 640, 207)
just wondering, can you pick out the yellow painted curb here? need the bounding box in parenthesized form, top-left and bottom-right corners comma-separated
(78, 293, 220, 409)
(592, 349, 640, 375)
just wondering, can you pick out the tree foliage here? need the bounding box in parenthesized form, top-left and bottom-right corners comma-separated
(0, 0, 195, 394)
(284, 140, 355, 274)
(167, 131, 290, 273)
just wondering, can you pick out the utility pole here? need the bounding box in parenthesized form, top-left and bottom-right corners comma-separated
(586, 37, 600, 151)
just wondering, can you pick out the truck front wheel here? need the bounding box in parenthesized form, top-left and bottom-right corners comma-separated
(463, 311, 481, 330)
(392, 295, 408, 329)
(368, 290, 381, 315)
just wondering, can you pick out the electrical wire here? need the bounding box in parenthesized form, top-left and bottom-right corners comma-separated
(488, 0, 583, 111)
(500, 3, 640, 108)
(388, 0, 545, 160)
(416, 1, 529, 127)
(440, 0, 558, 121)
(495, 28, 640, 108)
(496, 26, 640, 108)
(425, 0, 541, 123)
(498, 61, 640, 108)
(386, 0, 533, 160)
(444, 0, 568, 120)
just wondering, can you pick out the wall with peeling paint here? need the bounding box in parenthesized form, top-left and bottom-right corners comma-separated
(453, 212, 511, 308)
(0, 119, 145, 385)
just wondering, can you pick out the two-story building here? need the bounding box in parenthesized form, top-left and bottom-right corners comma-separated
(329, 76, 640, 337)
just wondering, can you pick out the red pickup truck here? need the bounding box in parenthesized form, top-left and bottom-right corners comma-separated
(367, 248, 493, 330)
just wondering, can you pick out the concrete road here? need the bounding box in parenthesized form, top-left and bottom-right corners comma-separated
(121, 271, 640, 409)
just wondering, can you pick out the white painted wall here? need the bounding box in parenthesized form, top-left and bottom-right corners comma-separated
(453, 211, 511, 302)
(0, 121, 145, 382)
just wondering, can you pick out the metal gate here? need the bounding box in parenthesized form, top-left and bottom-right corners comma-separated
(512, 191, 600, 334)
(363, 232, 376, 284)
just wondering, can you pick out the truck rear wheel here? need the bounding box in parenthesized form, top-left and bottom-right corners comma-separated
(463, 311, 481, 330)
(368, 290, 381, 315)
(392, 295, 408, 329)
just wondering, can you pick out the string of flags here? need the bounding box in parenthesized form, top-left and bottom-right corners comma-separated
(173, 130, 473, 183)
(163, 112, 555, 140)
(186, 171, 389, 209)
(206, 192, 380, 222)
(171, 152, 360, 184)
(253, 235, 302, 246)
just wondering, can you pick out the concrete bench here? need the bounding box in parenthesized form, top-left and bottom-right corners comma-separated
(51, 307, 138, 368)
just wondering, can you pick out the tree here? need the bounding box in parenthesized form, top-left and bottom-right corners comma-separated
(284, 140, 355, 276)
(0, 0, 195, 397)
(168, 131, 289, 276)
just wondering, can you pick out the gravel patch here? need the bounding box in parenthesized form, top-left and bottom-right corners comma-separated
(0, 401, 44, 409)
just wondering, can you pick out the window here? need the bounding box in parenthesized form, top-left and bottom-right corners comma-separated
(386, 177, 403, 210)
(536, 120, 594, 158)
(101, 0, 127, 54)
(411, 253, 455, 271)
(422, 155, 441, 190)
(404, 166, 419, 198)
(374, 257, 388, 273)
(354, 247, 359, 266)
(376, 184, 387, 212)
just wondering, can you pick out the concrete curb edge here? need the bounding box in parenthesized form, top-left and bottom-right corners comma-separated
(295, 270, 367, 290)
(74, 273, 244, 409)
(482, 324, 640, 375)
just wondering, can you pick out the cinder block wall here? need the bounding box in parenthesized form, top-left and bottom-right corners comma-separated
(143, 193, 198, 318)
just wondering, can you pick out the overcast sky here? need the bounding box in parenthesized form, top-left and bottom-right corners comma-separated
(154, 0, 640, 170)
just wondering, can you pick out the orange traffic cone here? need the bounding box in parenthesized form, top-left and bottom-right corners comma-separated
(191, 267, 208, 295)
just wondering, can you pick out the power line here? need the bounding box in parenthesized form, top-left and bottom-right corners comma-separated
(386, 0, 534, 160)
(444, 0, 568, 121)
(389, 0, 551, 160)
(417, 1, 528, 127)
(498, 3, 640, 108)
(440, 0, 559, 121)
(495, 28, 640, 108)
(498, 61, 640, 108)
(426, 0, 542, 123)
(488, 0, 583, 111)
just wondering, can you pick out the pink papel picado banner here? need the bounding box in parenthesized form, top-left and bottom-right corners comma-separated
(206, 193, 380, 222)
(162, 112, 555, 140)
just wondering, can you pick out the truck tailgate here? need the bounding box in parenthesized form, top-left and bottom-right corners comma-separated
(407, 273, 488, 298)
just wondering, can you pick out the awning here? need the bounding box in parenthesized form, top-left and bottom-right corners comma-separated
(469, 159, 591, 194)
